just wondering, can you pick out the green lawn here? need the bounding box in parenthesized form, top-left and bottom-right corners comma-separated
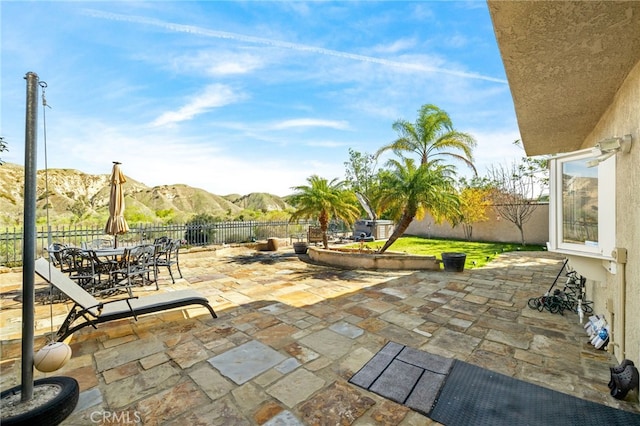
(347, 236, 546, 269)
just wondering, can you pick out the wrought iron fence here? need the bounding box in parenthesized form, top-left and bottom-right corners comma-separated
(0, 219, 344, 267)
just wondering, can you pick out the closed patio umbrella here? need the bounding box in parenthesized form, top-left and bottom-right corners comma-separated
(104, 162, 129, 248)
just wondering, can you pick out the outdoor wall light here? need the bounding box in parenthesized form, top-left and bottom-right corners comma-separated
(595, 134, 632, 154)
(587, 134, 633, 167)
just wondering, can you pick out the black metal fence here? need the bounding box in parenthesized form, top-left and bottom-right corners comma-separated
(0, 219, 340, 267)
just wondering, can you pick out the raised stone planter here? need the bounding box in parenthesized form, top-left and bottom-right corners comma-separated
(255, 238, 286, 251)
(308, 247, 441, 270)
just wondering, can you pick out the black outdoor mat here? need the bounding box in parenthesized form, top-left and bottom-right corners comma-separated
(350, 342, 640, 426)
(431, 360, 640, 426)
(349, 341, 454, 415)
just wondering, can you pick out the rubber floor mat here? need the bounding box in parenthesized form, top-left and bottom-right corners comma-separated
(430, 360, 640, 426)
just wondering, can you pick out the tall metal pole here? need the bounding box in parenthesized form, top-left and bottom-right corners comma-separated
(21, 71, 39, 402)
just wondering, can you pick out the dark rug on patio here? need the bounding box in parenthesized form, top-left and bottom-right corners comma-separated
(349, 342, 640, 426)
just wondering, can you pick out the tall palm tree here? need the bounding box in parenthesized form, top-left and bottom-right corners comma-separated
(376, 104, 477, 174)
(289, 175, 360, 249)
(374, 158, 460, 253)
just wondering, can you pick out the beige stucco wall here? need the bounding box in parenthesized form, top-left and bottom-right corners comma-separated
(576, 60, 640, 363)
(405, 204, 549, 245)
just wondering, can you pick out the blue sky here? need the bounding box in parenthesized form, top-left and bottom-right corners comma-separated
(1, 1, 523, 196)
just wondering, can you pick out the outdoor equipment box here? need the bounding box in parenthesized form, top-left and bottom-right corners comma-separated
(353, 220, 394, 240)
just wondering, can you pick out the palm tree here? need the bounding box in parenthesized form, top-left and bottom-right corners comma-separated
(376, 104, 477, 174)
(374, 158, 460, 253)
(0, 136, 7, 165)
(289, 175, 360, 249)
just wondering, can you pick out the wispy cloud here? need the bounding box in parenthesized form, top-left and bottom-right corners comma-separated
(83, 9, 507, 84)
(170, 51, 265, 76)
(307, 140, 349, 148)
(372, 38, 417, 54)
(151, 84, 244, 127)
(270, 119, 350, 131)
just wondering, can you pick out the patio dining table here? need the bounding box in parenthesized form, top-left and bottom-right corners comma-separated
(88, 247, 126, 260)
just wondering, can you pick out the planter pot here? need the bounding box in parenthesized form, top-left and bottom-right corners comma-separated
(293, 242, 308, 254)
(441, 252, 466, 272)
(267, 238, 279, 251)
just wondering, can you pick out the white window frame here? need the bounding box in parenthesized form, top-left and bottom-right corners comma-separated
(548, 148, 616, 260)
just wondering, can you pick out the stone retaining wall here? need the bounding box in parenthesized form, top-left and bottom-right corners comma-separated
(308, 247, 441, 270)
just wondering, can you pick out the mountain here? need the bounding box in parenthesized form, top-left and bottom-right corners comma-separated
(229, 192, 291, 212)
(0, 163, 292, 226)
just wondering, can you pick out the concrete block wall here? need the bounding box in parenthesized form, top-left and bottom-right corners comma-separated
(405, 203, 549, 245)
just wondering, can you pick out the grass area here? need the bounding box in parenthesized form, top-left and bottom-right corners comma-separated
(347, 236, 546, 269)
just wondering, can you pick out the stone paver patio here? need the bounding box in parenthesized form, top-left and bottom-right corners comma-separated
(1, 245, 639, 425)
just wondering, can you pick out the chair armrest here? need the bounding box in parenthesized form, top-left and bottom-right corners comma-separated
(94, 296, 140, 315)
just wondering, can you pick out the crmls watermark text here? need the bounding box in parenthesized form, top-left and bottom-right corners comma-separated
(90, 410, 141, 424)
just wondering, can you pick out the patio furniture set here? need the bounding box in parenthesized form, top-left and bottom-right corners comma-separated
(34, 257, 217, 342)
(46, 237, 182, 299)
(35, 236, 216, 342)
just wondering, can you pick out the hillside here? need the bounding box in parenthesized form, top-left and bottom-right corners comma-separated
(0, 163, 292, 226)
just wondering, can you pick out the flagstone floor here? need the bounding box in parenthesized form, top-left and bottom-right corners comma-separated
(1, 245, 639, 425)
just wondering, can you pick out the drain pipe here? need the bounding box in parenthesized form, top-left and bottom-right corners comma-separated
(618, 260, 626, 359)
(608, 248, 627, 360)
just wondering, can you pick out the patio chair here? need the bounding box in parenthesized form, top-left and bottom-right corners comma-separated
(153, 236, 170, 246)
(109, 245, 158, 297)
(46, 242, 68, 267)
(155, 238, 182, 283)
(34, 257, 217, 342)
(86, 249, 124, 296)
(57, 247, 102, 293)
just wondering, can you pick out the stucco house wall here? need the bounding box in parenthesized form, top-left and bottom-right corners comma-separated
(488, 1, 640, 366)
(406, 204, 549, 245)
(584, 61, 640, 364)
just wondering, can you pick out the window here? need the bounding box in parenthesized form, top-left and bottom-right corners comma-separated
(548, 148, 615, 259)
(561, 157, 598, 246)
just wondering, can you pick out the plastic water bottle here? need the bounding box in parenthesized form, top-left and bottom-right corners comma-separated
(577, 296, 584, 324)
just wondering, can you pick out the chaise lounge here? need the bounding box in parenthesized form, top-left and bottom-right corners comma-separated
(34, 257, 217, 342)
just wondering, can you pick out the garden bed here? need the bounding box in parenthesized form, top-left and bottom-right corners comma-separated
(308, 246, 441, 270)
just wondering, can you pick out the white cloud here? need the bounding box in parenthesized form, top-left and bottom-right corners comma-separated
(307, 140, 349, 148)
(151, 84, 244, 127)
(270, 118, 350, 131)
(169, 51, 265, 76)
(444, 33, 468, 49)
(467, 129, 525, 177)
(373, 38, 417, 54)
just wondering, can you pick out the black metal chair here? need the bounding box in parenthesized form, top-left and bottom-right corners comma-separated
(155, 239, 182, 283)
(46, 242, 68, 267)
(109, 245, 158, 296)
(57, 247, 101, 293)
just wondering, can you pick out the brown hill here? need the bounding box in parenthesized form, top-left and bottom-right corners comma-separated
(231, 192, 291, 212)
(0, 163, 291, 226)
